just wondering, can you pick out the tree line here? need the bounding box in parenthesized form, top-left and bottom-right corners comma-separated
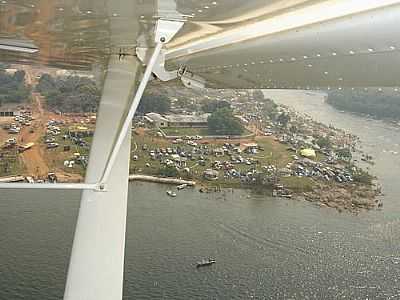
(0, 67, 31, 106)
(327, 88, 400, 120)
(36, 74, 101, 113)
(35, 72, 246, 136)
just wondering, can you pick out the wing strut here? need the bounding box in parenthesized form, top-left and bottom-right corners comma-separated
(63, 19, 184, 300)
(98, 42, 163, 187)
(63, 55, 140, 300)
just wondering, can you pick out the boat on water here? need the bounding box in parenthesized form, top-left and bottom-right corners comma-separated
(177, 183, 188, 190)
(196, 258, 216, 268)
(166, 190, 177, 197)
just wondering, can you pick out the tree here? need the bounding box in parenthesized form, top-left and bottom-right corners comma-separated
(13, 70, 26, 82)
(327, 88, 400, 120)
(289, 125, 298, 134)
(336, 148, 352, 161)
(277, 113, 290, 127)
(160, 165, 179, 177)
(353, 170, 373, 185)
(138, 94, 170, 114)
(201, 99, 231, 113)
(253, 90, 265, 101)
(315, 136, 331, 149)
(0, 68, 30, 104)
(0, 63, 10, 69)
(36, 74, 100, 113)
(207, 108, 244, 136)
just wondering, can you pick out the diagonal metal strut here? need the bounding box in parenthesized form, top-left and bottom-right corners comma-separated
(98, 42, 163, 188)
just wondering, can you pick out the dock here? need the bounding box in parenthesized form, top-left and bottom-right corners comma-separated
(0, 176, 25, 183)
(128, 175, 195, 186)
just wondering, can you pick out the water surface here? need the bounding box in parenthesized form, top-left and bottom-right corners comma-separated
(1, 91, 400, 299)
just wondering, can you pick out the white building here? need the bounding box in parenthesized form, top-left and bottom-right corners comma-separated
(145, 113, 210, 128)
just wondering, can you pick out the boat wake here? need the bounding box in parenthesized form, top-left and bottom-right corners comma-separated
(217, 222, 313, 257)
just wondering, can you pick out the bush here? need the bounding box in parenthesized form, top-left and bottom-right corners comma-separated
(207, 108, 244, 136)
(159, 165, 179, 177)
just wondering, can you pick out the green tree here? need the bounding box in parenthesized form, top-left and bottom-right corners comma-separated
(353, 171, 373, 185)
(336, 148, 352, 161)
(0, 68, 30, 104)
(13, 70, 26, 82)
(315, 136, 331, 149)
(207, 108, 244, 136)
(253, 90, 265, 101)
(36, 74, 100, 113)
(289, 125, 298, 134)
(277, 113, 290, 127)
(201, 99, 231, 113)
(138, 94, 170, 114)
(160, 165, 179, 177)
(327, 88, 400, 120)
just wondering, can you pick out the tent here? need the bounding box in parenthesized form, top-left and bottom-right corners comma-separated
(300, 148, 316, 158)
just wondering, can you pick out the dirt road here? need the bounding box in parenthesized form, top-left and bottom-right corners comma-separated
(19, 67, 85, 181)
(18, 123, 49, 177)
(18, 67, 50, 177)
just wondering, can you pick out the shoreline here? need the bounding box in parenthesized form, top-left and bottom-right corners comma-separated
(128, 174, 195, 186)
(0, 172, 380, 212)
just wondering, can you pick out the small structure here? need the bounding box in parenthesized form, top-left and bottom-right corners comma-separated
(165, 114, 209, 128)
(203, 169, 219, 181)
(68, 125, 94, 138)
(243, 143, 258, 154)
(18, 142, 34, 153)
(235, 115, 249, 125)
(170, 154, 187, 168)
(300, 148, 316, 158)
(0, 103, 21, 117)
(213, 148, 224, 157)
(144, 113, 169, 128)
(145, 113, 210, 128)
(4, 68, 18, 75)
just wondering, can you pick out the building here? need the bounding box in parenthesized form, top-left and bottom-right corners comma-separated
(55, 69, 95, 79)
(144, 113, 169, 128)
(68, 125, 94, 138)
(243, 143, 259, 154)
(0, 104, 21, 117)
(145, 113, 210, 128)
(4, 68, 18, 75)
(165, 114, 209, 128)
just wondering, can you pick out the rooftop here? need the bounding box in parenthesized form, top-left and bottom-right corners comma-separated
(145, 113, 210, 124)
(164, 114, 210, 124)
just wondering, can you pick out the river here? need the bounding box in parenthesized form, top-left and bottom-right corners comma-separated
(1, 90, 400, 299)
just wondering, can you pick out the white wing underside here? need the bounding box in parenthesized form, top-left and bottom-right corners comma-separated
(1, 0, 400, 89)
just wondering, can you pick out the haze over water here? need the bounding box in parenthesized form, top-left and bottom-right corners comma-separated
(1, 90, 400, 299)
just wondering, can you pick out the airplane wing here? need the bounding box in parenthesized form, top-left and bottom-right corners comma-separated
(2, 1, 400, 300)
(167, 1, 400, 89)
(2, 0, 400, 88)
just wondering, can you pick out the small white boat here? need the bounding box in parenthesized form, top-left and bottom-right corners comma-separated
(177, 183, 188, 190)
(196, 258, 216, 268)
(166, 190, 177, 197)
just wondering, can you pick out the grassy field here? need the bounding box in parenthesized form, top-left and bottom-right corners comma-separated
(130, 129, 296, 189)
(0, 150, 25, 177)
(161, 127, 209, 137)
(44, 128, 92, 176)
(281, 176, 314, 193)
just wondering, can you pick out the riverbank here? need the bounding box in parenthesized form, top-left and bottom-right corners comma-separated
(129, 174, 195, 186)
(326, 88, 400, 124)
